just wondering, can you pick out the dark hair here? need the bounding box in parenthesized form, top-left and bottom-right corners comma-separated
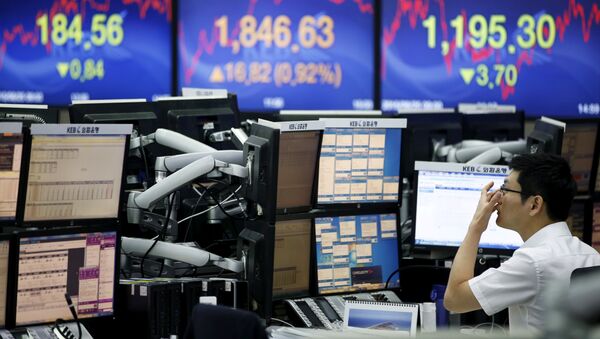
(509, 153, 576, 221)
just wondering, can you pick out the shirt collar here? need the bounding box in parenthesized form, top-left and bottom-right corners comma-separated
(520, 221, 572, 248)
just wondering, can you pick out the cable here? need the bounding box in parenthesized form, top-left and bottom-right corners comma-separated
(140, 193, 174, 277)
(64, 293, 82, 339)
(270, 317, 295, 328)
(184, 185, 209, 242)
(177, 187, 241, 224)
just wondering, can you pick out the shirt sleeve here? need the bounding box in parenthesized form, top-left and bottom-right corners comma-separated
(468, 250, 539, 315)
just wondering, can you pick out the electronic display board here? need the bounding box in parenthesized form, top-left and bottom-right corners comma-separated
(178, 0, 375, 111)
(381, 0, 600, 118)
(0, 1, 172, 105)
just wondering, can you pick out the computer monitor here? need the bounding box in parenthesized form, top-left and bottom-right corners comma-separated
(396, 112, 463, 182)
(18, 124, 130, 226)
(526, 117, 565, 155)
(413, 161, 523, 253)
(272, 218, 312, 299)
(154, 95, 240, 150)
(461, 111, 524, 142)
(0, 235, 12, 328)
(0, 123, 24, 225)
(560, 121, 599, 194)
(0, 104, 59, 126)
(243, 120, 323, 222)
(69, 100, 158, 139)
(315, 212, 400, 295)
(11, 227, 118, 327)
(316, 118, 405, 207)
(566, 199, 589, 243)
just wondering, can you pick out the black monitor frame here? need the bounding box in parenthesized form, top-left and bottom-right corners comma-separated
(154, 94, 241, 150)
(526, 117, 565, 155)
(16, 125, 130, 228)
(310, 209, 401, 297)
(68, 101, 158, 138)
(396, 112, 463, 183)
(461, 111, 525, 142)
(6, 225, 120, 329)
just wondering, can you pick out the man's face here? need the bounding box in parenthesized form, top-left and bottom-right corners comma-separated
(496, 170, 529, 230)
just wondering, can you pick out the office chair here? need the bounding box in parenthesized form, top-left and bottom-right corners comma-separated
(183, 304, 267, 339)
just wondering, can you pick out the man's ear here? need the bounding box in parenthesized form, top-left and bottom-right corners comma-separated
(529, 195, 544, 216)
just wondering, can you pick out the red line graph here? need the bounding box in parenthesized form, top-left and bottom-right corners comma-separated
(382, 0, 600, 100)
(0, 0, 171, 69)
(180, 0, 374, 85)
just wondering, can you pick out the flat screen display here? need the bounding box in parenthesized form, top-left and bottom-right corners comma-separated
(414, 161, 523, 251)
(561, 122, 598, 193)
(178, 0, 375, 111)
(381, 0, 600, 118)
(315, 213, 400, 295)
(317, 119, 403, 205)
(15, 230, 117, 326)
(23, 124, 129, 223)
(0, 2, 172, 105)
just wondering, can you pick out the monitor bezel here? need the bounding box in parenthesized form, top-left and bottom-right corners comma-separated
(0, 233, 15, 330)
(559, 119, 600, 195)
(411, 162, 520, 256)
(314, 118, 405, 212)
(312, 210, 402, 296)
(6, 224, 121, 329)
(16, 124, 130, 228)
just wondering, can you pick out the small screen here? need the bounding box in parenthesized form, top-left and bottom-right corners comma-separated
(24, 124, 129, 222)
(315, 213, 399, 295)
(561, 123, 598, 193)
(0, 240, 10, 327)
(317, 125, 401, 204)
(0, 123, 23, 221)
(15, 230, 117, 326)
(276, 131, 321, 210)
(414, 164, 523, 250)
(272, 219, 311, 298)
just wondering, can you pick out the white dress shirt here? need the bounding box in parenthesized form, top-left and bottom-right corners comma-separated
(468, 221, 600, 335)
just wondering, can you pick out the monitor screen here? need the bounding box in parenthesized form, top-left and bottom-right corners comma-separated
(14, 229, 118, 326)
(381, 0, 600, 118)
(414, 161, 523, 251)
(0, 2, 171, 105)
(561, 122, 598, 193)
(592, 203, 600, 253)
(178, 0, 375, 111)
(0, 238, 10, 328)
(22, 124, 130, 223)
(0, 122, 23, 222)
(317, 119, 404, 205)
(566, 200, 586, 242)
(276, 130, 321, 210)
(315, 213, 400, 295)
(272, 219, 311, 299)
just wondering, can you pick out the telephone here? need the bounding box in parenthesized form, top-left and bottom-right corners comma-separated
(283, 290, 401, 329)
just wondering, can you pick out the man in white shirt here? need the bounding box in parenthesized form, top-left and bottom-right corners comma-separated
(444, 153, 600, 335)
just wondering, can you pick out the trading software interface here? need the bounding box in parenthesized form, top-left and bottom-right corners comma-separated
(315, 213, 399, 294)
(317, 127, 401, 204)
(272, 219, 311, 298)
(414, 166, 523, 250)
(24, 125, 128, 221)
(15, 231, 117, 326)
(0, 123, 23, 221)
